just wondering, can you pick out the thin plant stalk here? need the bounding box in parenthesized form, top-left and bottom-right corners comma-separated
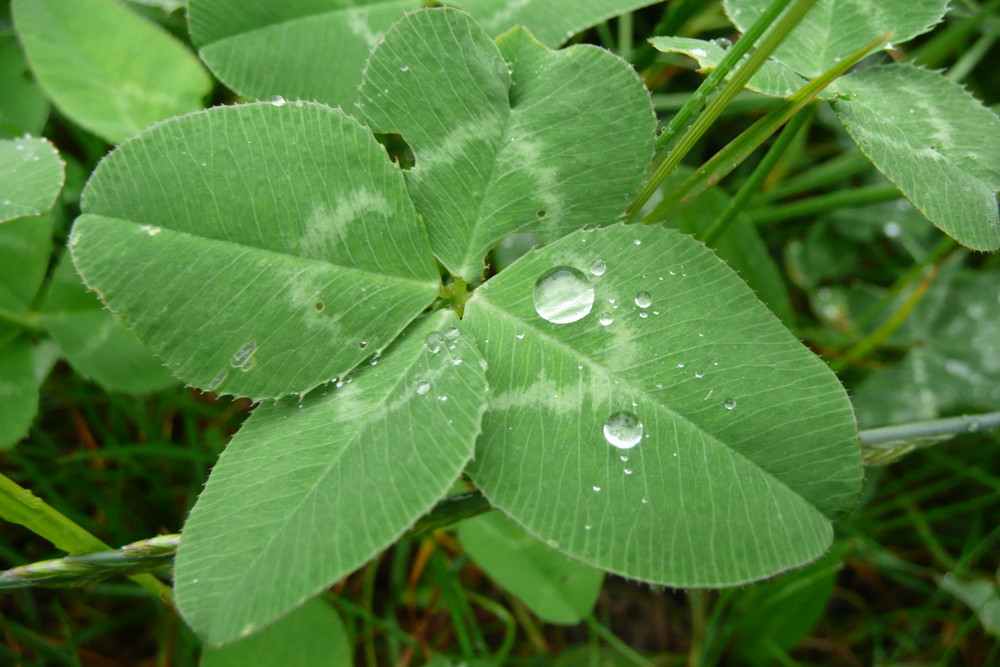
(860, 411, 1000, 446)
(643, 32, 892, 222)
(627, 0, 810, 218)
(701, 107, 812, 246)
(740, 184, 902, 226)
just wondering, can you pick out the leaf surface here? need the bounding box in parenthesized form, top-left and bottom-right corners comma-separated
(833, 65, 1000, 251)
(200, 596, 351, 665)
(175, 310, 487, 646)
(723, 0, 947, 78)
(0, 135, 63, 223)
(462, 224, 861, 586)
(458, 510, 604, 625)
(0, 214, 53, 309)
(69, 102, 439, 399)
(188, 0, 659, 108)
(12, 0, 212, 144)
(359, 9, 655, 280)
(40, 254, 175, 393)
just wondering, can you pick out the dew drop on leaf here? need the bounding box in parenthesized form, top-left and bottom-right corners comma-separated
(603, 411, 643, 449)
(635, 291, 652, 308)
(416, 381, 430, 395)
(598, 312, 613, 326)
(589, 259, 606, 276)
(269, 95, 286, 107)
(724, 398, 738, 410)
(532, 266, 595, 324)
(424, 332, 443, 353)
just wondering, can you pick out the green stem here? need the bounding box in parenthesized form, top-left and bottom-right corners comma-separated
(687, 590, 707, 667)
(0, 491, 491, 592)
(753, 152, 873, 203)
(627, 0, 808, 218)
(617, 11, 633, 63)
(0, 307, 44, 334)
(0, 473, 172, 602)
(644, 32, 891, 222)
(585, 615, 650, 666)
(741, 184, 901, 226)
(859, 411, 1000, 446)
(701, 107, 812, 246)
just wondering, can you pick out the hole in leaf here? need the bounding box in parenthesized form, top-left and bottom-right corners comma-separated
(373, 132, 415, 170)
(314, 301, 324, 311)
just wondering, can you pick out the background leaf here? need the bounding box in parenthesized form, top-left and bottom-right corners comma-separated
(188, 0, 660, 108)
(0, 213, 53, 310)
(0, 32, 49, 138)
(462, 224, 861, 587)
(723, 0, 948, 78)
(39, 254, 175, 393)
(0, 336, 37, 450)
(12, 0, 212, 144)
(200, 596, 351, 666)
(833, 65, 1000, 251)
(69, 101, 439, 400)
(458, 510, 604, 625)
(175, 310, 488, 646)
(853, 265, 1000, 428)
(0, 135, 63, 223)
(359, 9, 655, 280)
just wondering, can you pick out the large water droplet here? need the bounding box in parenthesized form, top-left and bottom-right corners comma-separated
(589, 259, 606, 276)
(424, 332, 443, 353)
(603, 411, 643, 449)
(533, 266, 595, 324)
(598, 312, 613, 326)
(635, 291, 652, 308)
(270, 95, 286, 107)
(724, 398, 737, 410)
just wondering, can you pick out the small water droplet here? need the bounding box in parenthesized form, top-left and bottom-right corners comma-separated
(694, 371, 704, 379)
(416, 382, 430, 395)
(425, 332, 443, 353)
(654, 382, 664, 389)
(589, 259, 606, 276)
(359, 340, 368, 349)
(545, 539, 559, 548)
(584, 524, 592, 531)
(639, 311, 649, 319)
(452, 358, 463, 366)
(677, 363, 685, 369)
(592, 485, 602, 492)
(599, 312, 613, 326)
(399, 63, 410, 71)
(444, 328, 460, 340)
(516, 333, 525, 340)
(635, 292, 652, 308)
(533, 266, 595, 324)
(641, 497, 649, 504)
(603, 411, 643, 449)
(724, 398, 737, 410)
(633, 238, 642, 245)
(624, 467, 633, 475)
(270, 95, 286, 106)
(620, 454, 628, 462)
(437, 395, 448, 402)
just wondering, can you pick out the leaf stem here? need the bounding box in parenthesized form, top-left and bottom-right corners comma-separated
(753, 152, 874, 203)
(859, 411, 1000, 446)
(0, 307, 44, 334)
(627, 0, 810, 218)
(701, 107, 812, 246)
(0, 473, 172, 602)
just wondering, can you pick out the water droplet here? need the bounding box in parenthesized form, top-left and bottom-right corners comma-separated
(399, 63, 410, 71)
(359, 340, 368, 349)
(270, 95, 286, 107)
(654, 382, 664, 389)
(589, 259, 606, 276)
(634, 292, 652, 308)
(599, 312, 613, 326)
(639, 311, 649, 319)
(425, 332, 443, 353)
(545, 539, 559, 548)
(533, 266, 595, 324)
(592, 485, 601, 492)
(584, 524, 592, 531)
(694, 371, 704, 379)
(641, 497, 649, 504)
(437, 395, 448, 402)
(516, 333, 525, 340)
(452, 358, 463, 366)
(444, 328, 460, 340)
(620, 454, 628, 462)
(677, 363, 685, 369)
(633, 238, 642, 245)
(416, 382, 430, 395)
(603, 411, 643, 449)
(624, 468, 633, 475)
(724, 398, 737, 410)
